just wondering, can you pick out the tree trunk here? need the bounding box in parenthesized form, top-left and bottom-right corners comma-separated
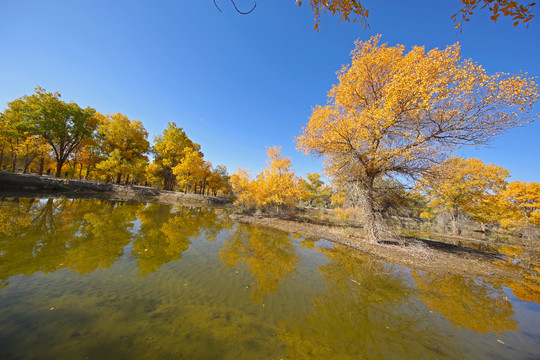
(116, 173, 122, 184)
(360, 190, 380, 243)
(351, 178, 380, 243)
(38, 157, 44, 176)
(23, 158, 31, 173)
(55, 159, 64, 177)
(162, 167, 176, 191)
(11, 153, 17, 173)
(451, 205, 461, 235)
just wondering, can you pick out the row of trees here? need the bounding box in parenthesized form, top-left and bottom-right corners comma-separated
(0, 87, 231, 196)
(231, 146, 540, 238)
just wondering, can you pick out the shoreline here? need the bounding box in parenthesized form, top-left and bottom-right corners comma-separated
(230, 213, 524, 282)
(0, 171, 231, 207)
(0, 171, 527, 282)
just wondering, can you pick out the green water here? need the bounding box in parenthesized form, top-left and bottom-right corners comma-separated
(0, 198, 539, 359)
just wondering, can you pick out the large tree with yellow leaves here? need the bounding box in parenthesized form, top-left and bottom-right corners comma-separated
(296, 36, 538, 242)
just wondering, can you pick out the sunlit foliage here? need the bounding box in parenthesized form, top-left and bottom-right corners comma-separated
(297, 35, 538, 242)
(416, 157, 510, 235)
(152, 122, 201, 190)
(1, 87, 97, 177)
(95, 112, 150, 184)
(230, 146, 306, 213)
(503, 181, 540, 225)
(297, 0, 536, 30)
(301, 172, 331, 207)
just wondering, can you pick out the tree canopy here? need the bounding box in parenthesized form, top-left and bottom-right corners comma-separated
(230, 146, 306, 213)
(2, 87, 97, 177)
(297, 35, 538, 242)
(416, 157, 510, 235)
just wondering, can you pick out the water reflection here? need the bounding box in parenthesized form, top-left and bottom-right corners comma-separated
(0, 198, 231, 285)
(1, 197, 539, 359)
(0, 198, 141, 285)
(412, 271, 517, 334)
(278, 244, 458, 359)
(498, 244, 540, 305)
(220, 224, 299, 302)
(133, 204, 231, 275)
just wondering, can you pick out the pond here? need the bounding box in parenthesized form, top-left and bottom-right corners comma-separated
(0, 197, 539, 359)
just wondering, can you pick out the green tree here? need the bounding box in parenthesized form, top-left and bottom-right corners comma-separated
(302, 173, 331, 206)
(3, 87, 97, 177)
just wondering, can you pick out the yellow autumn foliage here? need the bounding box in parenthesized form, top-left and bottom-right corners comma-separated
(297, 35, 538, 241)
(230, 146, 306, 212)
(299, 0, 535, 31)
(503, 181, 540, 223)
(416, 157, 510, 234)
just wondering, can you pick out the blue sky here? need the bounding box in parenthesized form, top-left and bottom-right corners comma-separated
(1, 0, 539, 182)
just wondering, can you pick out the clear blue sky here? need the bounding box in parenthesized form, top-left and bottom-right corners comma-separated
(1, 0, 539, 182)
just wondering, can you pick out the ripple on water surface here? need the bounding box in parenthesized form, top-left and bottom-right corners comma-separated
(0, 198, 539, 359)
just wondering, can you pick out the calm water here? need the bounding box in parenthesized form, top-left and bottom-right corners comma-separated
(0, 198, 539, 359)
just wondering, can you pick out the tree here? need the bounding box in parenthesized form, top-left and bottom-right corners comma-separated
(503, 181, 540, 223)
(295, 0, 535, 30)
(172, 147, 205, 193)
(15, 133, 51, 174)
(207, 164, 231, 196)
(302, 172, 331, 206)
(501, 181, 540, 237)
(230, 146, 306, 213)
(416, 158, 510, 235)
(296, 36, 538, 242)
(3, 87, 97, 177)
(152, 122, 201, 190)
(95, 112, 150, 183)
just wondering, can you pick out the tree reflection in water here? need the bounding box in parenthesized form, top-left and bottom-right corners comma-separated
(220, 224, 299, 302)
(0, 198, 141, 286)
(0, 198, 231, 284)
(132, 204, 231, 275)
(412, 271, 517, 334)
(278, 244, 460, 360)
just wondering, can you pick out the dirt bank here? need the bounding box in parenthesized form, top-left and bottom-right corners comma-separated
(230, 213, 523, 281)
(0, 172, 231, 207)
